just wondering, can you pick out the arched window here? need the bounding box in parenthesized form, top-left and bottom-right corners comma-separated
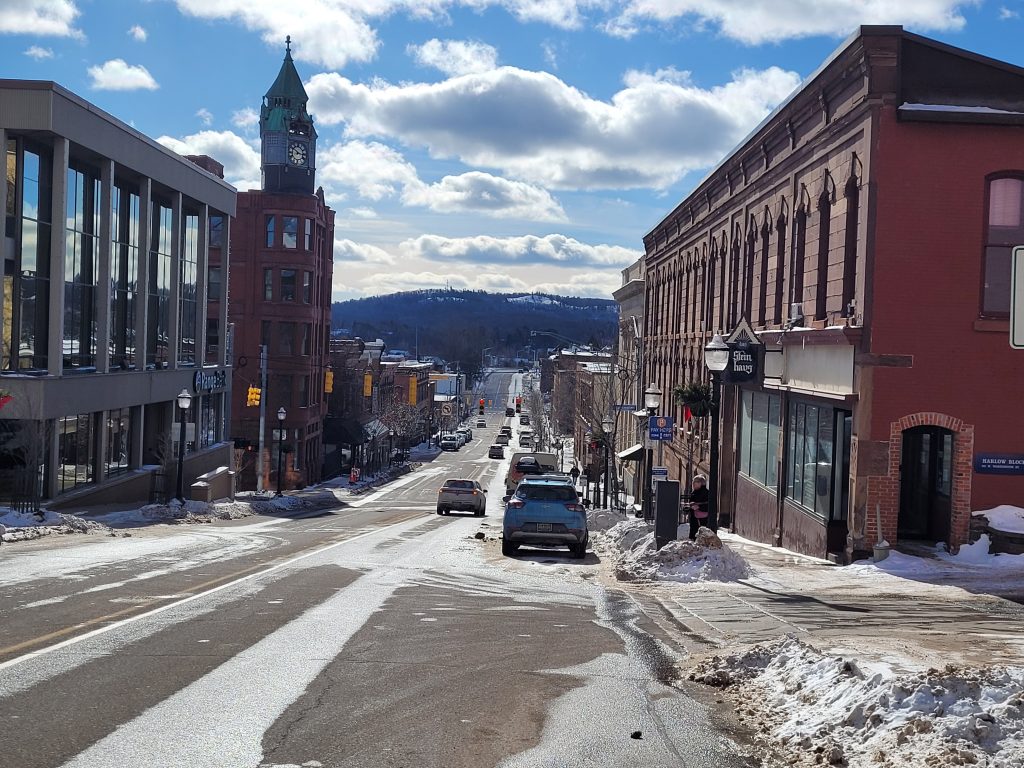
(983, 175, 1024, 317)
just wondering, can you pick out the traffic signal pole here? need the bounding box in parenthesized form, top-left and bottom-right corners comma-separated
(256, 344, 268, 492)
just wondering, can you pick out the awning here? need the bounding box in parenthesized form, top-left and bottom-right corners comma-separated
(616, 443, 644, 461)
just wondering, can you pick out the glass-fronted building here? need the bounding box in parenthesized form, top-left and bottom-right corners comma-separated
(0, 80, 236, 507)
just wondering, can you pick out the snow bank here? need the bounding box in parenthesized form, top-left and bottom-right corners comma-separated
(0, 507, 114, 542)
(690, 637, 1024, 768)
(96, 496, 307, 526)
(596, 518, 751, 583)
(587, 508, 628, 533)
(973, 505, 1024, 535)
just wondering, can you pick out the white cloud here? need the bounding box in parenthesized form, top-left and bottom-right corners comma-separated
(231, 107, 260, 131)
(24, 45, 54, 60)
(355, 270, 530, 295)
(333, 237, 395, 264)
(129, 24, 147, 41)
(407, 38, 499, 76)
(307, 64, 801, 191)
(530, 271, 622, 297)
(196, 108, 214, 126)
(157, 130, 261, 190)
(87, 59, 159, 91)
(0, 0, 81, 37)
(319, 140, 563, 220)
(541, 39, 559, 70)
(999, 6, 1019, 19)
(345, 207, 378, 218)
(609, 1, 974, 44)
(400, 233, 639, 268)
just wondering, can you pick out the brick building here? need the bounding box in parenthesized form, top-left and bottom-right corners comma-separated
(642, 26, 1024, 561)
(212, 40, 335, 490)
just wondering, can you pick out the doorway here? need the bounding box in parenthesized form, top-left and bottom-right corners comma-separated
(898, 426, 953, 542)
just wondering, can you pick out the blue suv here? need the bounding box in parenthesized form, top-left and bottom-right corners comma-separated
(502, 477, 588, 558)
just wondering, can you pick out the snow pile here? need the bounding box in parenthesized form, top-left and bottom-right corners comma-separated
(587, 507, 628, 533)
(690, 637, 1024, 768)
(973, 505, 1024, 535)
(0, 507, 114, 541)
(99, 496, 307, 526)
(597, 518, 751, 583)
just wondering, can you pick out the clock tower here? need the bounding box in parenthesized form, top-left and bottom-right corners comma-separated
(261, 37, 317, 195)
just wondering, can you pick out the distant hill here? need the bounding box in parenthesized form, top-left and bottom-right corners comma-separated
(332, 289, 618, 369)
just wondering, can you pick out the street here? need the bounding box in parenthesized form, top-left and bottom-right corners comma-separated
(0, 371, 752, 768)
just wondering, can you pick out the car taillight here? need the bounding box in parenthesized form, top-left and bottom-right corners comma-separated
(564, 503, 584, 513)
(508, 499, 525, 509)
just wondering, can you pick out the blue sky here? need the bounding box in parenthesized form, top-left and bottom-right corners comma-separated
(3, 1, 1023, 301)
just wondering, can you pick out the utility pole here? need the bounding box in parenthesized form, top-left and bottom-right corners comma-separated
(256, 344, 268, 493)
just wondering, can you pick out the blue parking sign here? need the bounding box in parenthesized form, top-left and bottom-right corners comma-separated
(648, 416, 674, 441)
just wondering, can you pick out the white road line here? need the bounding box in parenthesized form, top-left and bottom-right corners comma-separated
(0, 515, 424, 673)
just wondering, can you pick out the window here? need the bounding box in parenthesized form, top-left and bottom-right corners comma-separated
(105, 407, 131, 476)
(785, 401, 848, 520)
(58, 413, 95, 494)
(983, 176, 1024, 316)
(304, 218, 312, 250)
(265, 214, 275, 248)
(207, 265, 221, 301)
(178, 213, 199, 365)
(282, 216, 298, 249)
(64, 165, 100, 369)
(205, 317, 220, 364)
(303, 271, 312, 304)
(147, 202, 173, 367)
(298, 375, 309, 408)
(279, 321, 295, 355)
(198, 394, 218, 449)
(281, 269, 297, 301)
(110, 183, 139, 370)
(11, 148, 52, 371)
(261, 320, 270, 349)
(209, 215, 224, 249)
(815, 191, 831, 321)
(264, 268, 273, 300)
(301, 323, 311, 356)
(5, 139, 15, 238)
(738, 390, 781, 489)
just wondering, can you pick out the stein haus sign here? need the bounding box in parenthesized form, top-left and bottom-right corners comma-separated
(723, 318, 762, 384)
(194, 369, 228, 393)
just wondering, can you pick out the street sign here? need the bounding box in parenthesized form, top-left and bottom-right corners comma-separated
(1013, 246, 1024, 349)
(974, 453, 1024, 475)
(440, 403, 453, 416)
(613, 404, 636, 412)
(648, 415, 674, 440)
(651, 466, 668, 490)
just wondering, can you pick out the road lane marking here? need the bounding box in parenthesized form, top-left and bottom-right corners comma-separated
(0, 514, 424, 672)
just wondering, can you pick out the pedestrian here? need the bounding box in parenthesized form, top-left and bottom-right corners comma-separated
(688, 474, 710, 540)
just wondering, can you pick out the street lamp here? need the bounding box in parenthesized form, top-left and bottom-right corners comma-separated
(704, 334, 730, 531)
(642, 383, 662, 521)
(601, 415, 613, 510)
(275, 407, 287, 496)
(388, 429, 395, 466)
(175, 389, 192, 503)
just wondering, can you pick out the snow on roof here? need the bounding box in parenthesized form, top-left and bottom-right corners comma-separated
(900, 102, 1024, 115)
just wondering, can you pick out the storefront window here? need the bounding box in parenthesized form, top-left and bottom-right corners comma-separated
(110, 183, 139, 369)
(738, 390, 781, 489)
(17, 147, 52, 371)
(785, 401, 850, 520)
(105, 407, 132, 476)
(58, 413, 95, 494)
(198, 394, 218, 449)
(64, 165, 100, 369)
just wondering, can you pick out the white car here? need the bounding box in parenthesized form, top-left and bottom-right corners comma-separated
(439, 435, 459, 451)
(476, 418, 487, 428)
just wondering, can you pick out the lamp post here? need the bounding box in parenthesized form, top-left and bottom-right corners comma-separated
(175, 389, 193, 503)
(388, 429, 394, 466)
(601, 415, 613, 510)
(703, 334, 730, 531)
(642, 383, 662, 521)
(275, 407, 287, 496)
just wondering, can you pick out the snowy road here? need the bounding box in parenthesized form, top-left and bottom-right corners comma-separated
(0, 371, 752, 768)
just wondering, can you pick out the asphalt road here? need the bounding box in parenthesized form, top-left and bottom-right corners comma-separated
(0, 371, 754, 768)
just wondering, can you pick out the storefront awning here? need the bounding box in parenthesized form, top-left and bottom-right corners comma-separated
(616, 443, 644, 461)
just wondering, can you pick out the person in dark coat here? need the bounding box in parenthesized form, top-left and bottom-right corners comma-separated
(688, 475, 710, 540)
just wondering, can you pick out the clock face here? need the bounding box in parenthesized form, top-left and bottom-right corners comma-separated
(288, 142, 308, 166)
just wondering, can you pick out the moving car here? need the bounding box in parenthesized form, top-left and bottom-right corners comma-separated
(439, 434, 459, 451)
(476, 418, 487, 428)
(504, 452, 558, 493)
(499, 425, 513, 436)
(518, 432, 533, 448)
(436, 478, 487, 516)
(495, 433, 510, 445)
(502, 477, 588, 558)
(505, 407, 515, 417)
(488, 444, 504, 459)
(519, 414, 530, 425)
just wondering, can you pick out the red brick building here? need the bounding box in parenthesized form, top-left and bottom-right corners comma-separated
(642, 26, 1024, 561)
(209, 40, 335, 490)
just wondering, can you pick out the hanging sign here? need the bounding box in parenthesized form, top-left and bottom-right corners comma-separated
(723, 318, 763, 384)
(974, 453, 1024, 475)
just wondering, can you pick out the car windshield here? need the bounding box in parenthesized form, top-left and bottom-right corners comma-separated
(444, 480, 474, 489)
(516, 485, 576, 502)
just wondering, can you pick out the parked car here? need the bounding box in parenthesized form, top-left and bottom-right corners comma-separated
(437, 478, 487, 516)
(488, 444, 505, 459)
(495, 433, 510, 445)
(456, 426, 473, 441)
(439, 434, 459, 451)
(505, 407, 515, 417)
(518, 433, 533, 447)
(502, 477, 588, 558)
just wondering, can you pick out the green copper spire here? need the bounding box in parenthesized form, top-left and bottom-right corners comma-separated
(264, 35, 309, 107)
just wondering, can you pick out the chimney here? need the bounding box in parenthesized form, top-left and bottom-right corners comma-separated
(185, 154, 225, 179)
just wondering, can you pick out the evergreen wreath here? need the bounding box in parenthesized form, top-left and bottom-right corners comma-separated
(673, 382, 712, 417)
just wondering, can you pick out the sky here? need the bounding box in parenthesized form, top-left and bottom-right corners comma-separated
(2, 1, 1024, 302)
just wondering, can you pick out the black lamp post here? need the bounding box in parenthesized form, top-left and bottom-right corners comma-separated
(703, 334, 730, 531)
(275, 407, 287, 496)
(642, 383, 662, 521)
(601, 415, 613, 510)
(175, 389, 192, 503)
(388, 429, 394, 466)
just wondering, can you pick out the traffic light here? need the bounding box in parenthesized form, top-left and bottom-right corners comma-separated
(478, 398, 485, 416)
(515, 396, 521, 413)
(324, 369, 334, 394)
(246, 385, 262, 407)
